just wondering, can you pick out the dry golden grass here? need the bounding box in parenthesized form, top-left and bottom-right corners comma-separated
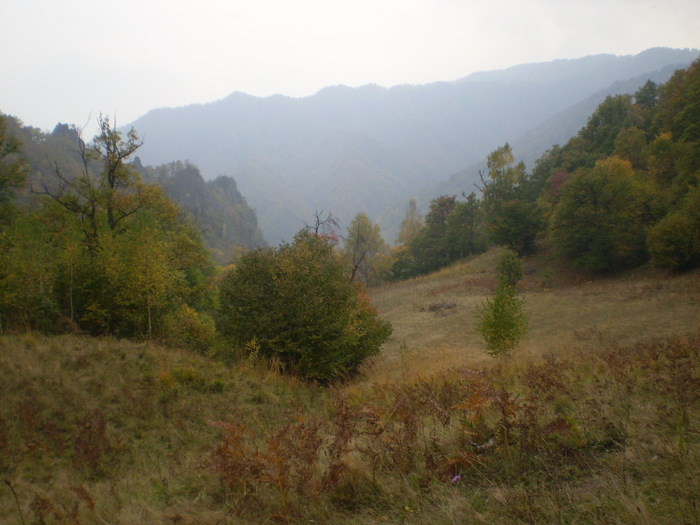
(0, 334, 328, 524)
(363, 247, 700, 386)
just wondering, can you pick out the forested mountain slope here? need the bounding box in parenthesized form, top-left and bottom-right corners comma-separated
(394, 57, 700, 279)
(128, 48, 698, 243)
(409, 62, 692, 232)
(136, 159, 266, 263)
(1, 118, 264, 262)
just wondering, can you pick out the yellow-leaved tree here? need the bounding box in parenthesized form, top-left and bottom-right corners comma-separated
(344, 212, 394, 286)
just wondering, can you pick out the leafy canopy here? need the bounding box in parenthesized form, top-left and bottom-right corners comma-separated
(219, 230, 392, 382)
(550, 157, 653, 272)
(344, 212, 394, 285)
(480, 143, 544, 256)
(0, 116, 215, 343)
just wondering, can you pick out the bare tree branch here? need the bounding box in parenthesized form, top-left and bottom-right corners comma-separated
(305, 210, 339, 236)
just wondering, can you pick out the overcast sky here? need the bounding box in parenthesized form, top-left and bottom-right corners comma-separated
(2, 0, 698, 137)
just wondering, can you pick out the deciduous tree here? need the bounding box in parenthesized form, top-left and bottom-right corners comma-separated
(0, 115, 26, 224)
(219, 229, 392, 382)
(475, 250, 527, 358)
(407, 195, 456, 274)
(35, 115, 143, 252)
(647, 186, 700, 271)
(550, 157, 653, 272)
(443, 192, 487, 261)
(344, 212, 393, 285)
(480, 144, 544, 255)
(396, 198, 422, 246)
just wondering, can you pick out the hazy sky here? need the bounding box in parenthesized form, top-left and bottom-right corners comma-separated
(2, 0, 698, 137)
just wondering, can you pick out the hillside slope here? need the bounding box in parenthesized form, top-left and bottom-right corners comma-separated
(3, 118, 265, 260)
(2, 250, 698, 524)
(365, 247, 700, 383)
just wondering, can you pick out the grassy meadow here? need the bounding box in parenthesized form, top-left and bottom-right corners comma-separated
(1, 248, 699, 524)
(363, 247, 699, 385)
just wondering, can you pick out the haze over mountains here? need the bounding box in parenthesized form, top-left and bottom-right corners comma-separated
(128, 47, 698, 244)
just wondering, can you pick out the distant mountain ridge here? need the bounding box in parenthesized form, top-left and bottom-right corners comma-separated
(128, 47, 698, 244)
(410, 61, 693, 231)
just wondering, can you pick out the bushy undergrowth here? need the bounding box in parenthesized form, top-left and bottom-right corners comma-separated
(2, 331, 698, 524)
(0, 334, 324, 524)
(208, 335, 699, 524)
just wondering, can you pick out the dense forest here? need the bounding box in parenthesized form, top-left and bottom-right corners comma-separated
(393, 58, 700, 276)
(0, 114, 392, 380)
(1, 116, 218, 346)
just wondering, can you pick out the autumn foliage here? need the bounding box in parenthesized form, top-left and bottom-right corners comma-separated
(218, 230, 392, 381)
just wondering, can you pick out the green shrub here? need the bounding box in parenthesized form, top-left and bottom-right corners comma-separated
(218, 230, 392, 382)
(496, 249, 523, 288)
(162, 304, 216, 353)
(476, 250, 528, 358)
(648, 213, 700, 270)
(476, 286, 528, 358)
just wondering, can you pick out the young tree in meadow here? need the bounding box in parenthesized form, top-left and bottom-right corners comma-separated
(475, 250, 528, 358)
(344, 212, 393, 285)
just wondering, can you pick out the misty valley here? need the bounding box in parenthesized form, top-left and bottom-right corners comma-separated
(1, 48, 699, 524)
